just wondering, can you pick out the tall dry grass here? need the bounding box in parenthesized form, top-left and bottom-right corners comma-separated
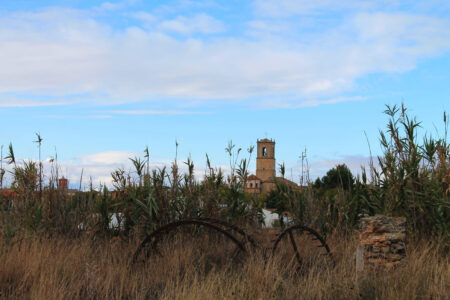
(0, 234, 448, 299)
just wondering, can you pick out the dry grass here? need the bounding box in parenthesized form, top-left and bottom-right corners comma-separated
(0, 232, 448, 300)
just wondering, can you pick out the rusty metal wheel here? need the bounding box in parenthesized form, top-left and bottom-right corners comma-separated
(272, 225, 334, 271)
(132, 219, 252, 265)
(191, 218, 258, 250)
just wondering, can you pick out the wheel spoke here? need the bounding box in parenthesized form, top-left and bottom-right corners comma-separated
(288, 230, 302, 266)
(272, 224, 334, 270)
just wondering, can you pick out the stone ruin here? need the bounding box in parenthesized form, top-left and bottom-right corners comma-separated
(356, 215, 407, 272)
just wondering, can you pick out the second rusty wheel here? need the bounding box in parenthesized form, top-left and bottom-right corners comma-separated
(272, 225, 334, 272)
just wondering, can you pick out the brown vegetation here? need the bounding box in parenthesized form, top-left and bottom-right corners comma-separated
(0, 234, 448, 299)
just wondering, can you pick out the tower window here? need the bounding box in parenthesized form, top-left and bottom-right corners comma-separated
(262, 147, 267, 156)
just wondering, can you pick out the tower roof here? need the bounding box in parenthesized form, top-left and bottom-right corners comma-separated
(258, 138, 275, 143)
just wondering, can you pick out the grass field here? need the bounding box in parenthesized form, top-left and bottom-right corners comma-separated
(0, 232, 448, 299)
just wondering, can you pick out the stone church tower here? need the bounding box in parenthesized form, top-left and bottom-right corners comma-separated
(246, 138, 298, 194)
(256, 138, 276, 193)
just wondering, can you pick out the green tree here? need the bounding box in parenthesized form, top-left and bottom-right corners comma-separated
(314, 164, 354, 190)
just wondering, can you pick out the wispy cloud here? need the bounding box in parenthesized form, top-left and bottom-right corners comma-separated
(252, 0, 425, 17)
(17, 150, 228, 187)
(0, 93, 88, 107)
(106, 109, 206, 115)
(77, 151, 141, 165)
(0, 101, 68, 108)
(41, 114, 112, 119)
(259, 96, 367, 109)
(1, 4, 450, 107)
(0, 98, 85, 108)
(158, 13, 225, 34)
(130, 11, 157, 23)
(95, 0, 139, 12)
(297, 96, 368, 108)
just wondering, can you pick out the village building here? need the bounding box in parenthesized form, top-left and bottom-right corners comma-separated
(246, 138, 298, 194)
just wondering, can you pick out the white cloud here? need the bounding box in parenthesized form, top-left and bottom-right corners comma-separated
(98, 2, 123, 11)
(158, 13, 225, 34)
(77, 151, 140, 165)
(56, 150, 230, 187)
(252, 0, 414, 17)
(257, 96, 367, 109)
(296, 96, 367, 108)
(41, 114, 112, 119)
(1, 7, 450, 107)
(106, 109, 205, 115)
(0, 94, 87, 107)
(253, 0, 340, 17)
(54, 150, 152, 187)
(0, 100, 69, 108)
(96, 0, 139, 11)
(131, 11, 157, 23)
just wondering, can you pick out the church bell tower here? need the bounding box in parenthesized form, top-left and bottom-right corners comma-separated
(256, 138, 275, 182)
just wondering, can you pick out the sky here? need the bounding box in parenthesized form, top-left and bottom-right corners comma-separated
(0, 0, 449, 187)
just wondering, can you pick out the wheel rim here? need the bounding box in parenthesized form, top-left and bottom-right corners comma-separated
(272, 225, 334, 270)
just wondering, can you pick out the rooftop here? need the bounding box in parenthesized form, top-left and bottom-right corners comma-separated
(257, 138, 275, 143)
(247, 174, 261, 181)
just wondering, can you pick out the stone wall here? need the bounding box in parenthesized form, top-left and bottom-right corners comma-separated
(356, 215, 407, 272)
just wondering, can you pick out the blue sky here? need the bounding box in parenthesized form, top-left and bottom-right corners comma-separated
(0, 0, 449, 187)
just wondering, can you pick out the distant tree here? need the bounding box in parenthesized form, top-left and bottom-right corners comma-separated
(314, 164, 354, 190)
(313, 177, 322, 189)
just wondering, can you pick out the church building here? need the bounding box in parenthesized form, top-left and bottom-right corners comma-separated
(246, 138, 298, 194)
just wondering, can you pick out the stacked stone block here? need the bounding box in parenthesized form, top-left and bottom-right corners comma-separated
(356, 215, 407, 272)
